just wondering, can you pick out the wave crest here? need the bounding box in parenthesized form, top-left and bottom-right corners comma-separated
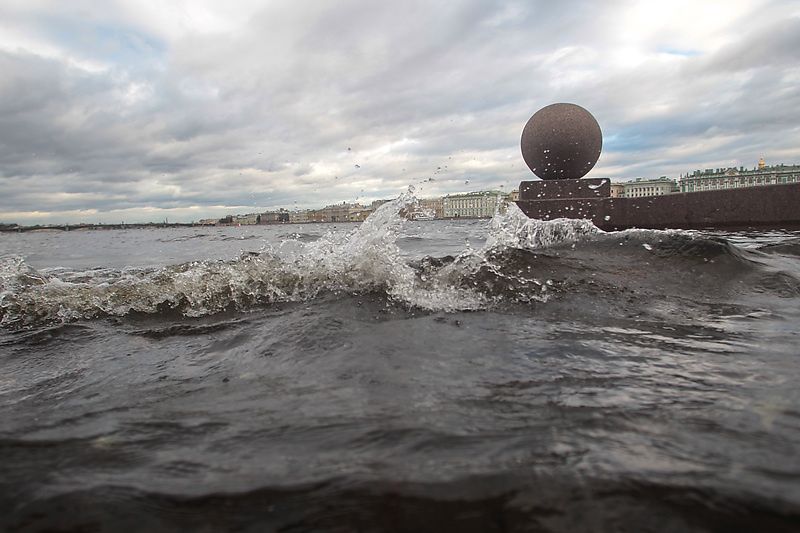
(1, 195, 779, 329)
(1, 195, 488, 327)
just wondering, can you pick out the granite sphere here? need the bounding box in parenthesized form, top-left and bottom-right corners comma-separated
(521, 103, 602, 180)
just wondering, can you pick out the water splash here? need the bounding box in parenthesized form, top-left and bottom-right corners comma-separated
(419, 203, 595, 306)
(0, 195, 766, 329)
(0, 193, 486, 327)
(484, 202, 601, 251)
(290, 191, 486, 311)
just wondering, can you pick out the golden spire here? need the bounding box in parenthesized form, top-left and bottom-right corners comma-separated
(758, 157, 765, 168)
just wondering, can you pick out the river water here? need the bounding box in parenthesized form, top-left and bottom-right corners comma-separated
(2, 195, 800, 532)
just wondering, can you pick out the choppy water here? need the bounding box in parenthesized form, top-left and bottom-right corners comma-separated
(2, 195, 800, 532)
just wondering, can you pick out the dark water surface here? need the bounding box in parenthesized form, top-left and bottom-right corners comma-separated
(2, 197, 800, 532)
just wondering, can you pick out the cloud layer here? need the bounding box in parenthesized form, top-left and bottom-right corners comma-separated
(2, 0, 799, 224)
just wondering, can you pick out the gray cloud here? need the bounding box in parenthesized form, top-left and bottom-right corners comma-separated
(1, 0, 799, 224)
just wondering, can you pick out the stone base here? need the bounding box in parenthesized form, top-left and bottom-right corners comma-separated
(516, 179, 800, 231)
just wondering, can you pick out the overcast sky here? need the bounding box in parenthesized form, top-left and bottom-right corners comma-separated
(2, 0, 799, 224)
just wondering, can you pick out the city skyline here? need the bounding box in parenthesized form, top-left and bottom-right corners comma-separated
(2, 1, 799, 225)
(2, 158, 797, 228)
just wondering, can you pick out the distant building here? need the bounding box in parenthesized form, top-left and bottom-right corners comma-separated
(609, 183, 625, 198)
(371, 199, 391, 211)
(289, 209, 309, 224)
(347, 205, 372, 222)
(679, 160, 800, 193)
(419, 198, 444, 219)
(236, 213, 260, 225)
(258, 210, 289, 224)
(319, 204, 347, 222)
(622, 177, 679, 198)
(443, 190, 508, 218)
(309, 203, 372, 223)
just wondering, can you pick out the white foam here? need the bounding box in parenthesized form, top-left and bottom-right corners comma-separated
(4, 195, 645, 326)
(484, 202, 602, 251)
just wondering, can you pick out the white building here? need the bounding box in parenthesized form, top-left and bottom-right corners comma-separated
(443, 191, 507, 218)
(622, 177, 678, 198)
(679, 160, 800, 193)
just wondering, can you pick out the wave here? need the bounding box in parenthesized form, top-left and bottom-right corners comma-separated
(0, 195, 793, 328)
(757, 238, 800, 257)
(5, 473, 796, 533)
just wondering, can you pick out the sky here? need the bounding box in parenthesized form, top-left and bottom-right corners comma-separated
(1, 0, 799, 225)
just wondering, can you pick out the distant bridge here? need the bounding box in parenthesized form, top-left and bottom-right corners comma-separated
(0, 223, 200, 233)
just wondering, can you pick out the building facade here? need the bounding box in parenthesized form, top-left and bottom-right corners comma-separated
(289, 210, 309, 224)
(443, 190, 508, 218)
(419, 198, 444, 219)
(622, 177, 679, 198)
(235, 213, 260, 225)
(258, 210, 289, 224)
(347, 205, 372, 222)
(679, 162, 800, 193)
(308, 203, 373, 223)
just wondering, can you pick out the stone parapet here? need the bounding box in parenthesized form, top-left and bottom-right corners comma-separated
(515, 179, 800, 231)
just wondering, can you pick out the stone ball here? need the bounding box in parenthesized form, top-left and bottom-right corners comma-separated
(521, 103, 602, 180)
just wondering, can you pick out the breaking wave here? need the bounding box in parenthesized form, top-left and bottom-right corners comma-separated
(0, 193, 787, 329)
